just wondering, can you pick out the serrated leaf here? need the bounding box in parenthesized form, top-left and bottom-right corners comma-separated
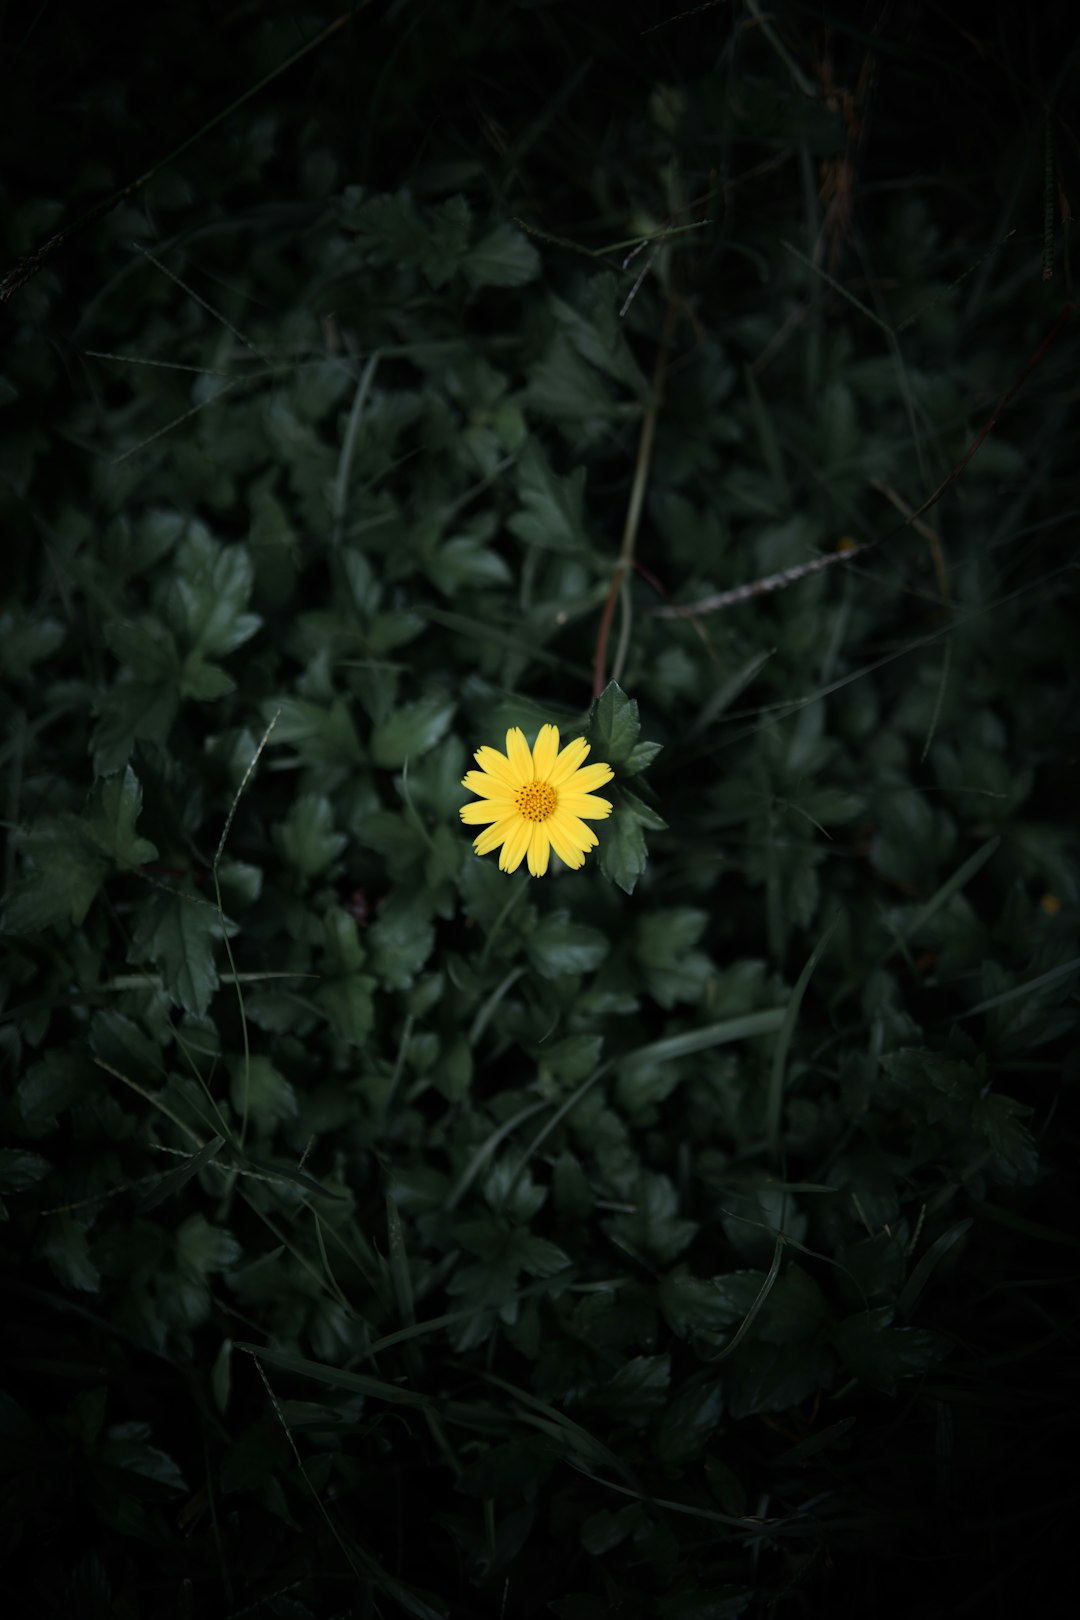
(0, 610, 65, 678)
(974, 1093, 1038, 1183)
(623, 739, 663, 775)
(229, 1057, 297, 1130)
(104, 618, 179, 682)
(652, 1376, 723, 1466)
(179, 655, 235, 701)
(462, 221, 539, 287)
(98, 1430, 188, 1493)
(426, 535, 513, 596)
(527, 332, 619, 429)
(506, 438, 589, 553)
(588, 682, 640, 765)
(421, 194, 472, 287)
(606, 1173, 698, 1265)
(167, 526, 261, 658)
(833, 1307, 950, 1393)
(261, 697, 364, 768)
(368, 891, 436, 988)
(3, 819, 109, 932)
(272, 793, 347, 880)
(0, 1149, 53, 1192)
(617, 784, 667, 831)
(316, 974, 376, 1046)
(92, 678, 180, 776)
(550, 273, 648, 393)
(598, 811, 647, 894)
(83, 766, 158, 868)
(725, 1341, 833, 1419)
(128, 890, 236, 1016)
(38, 1213, 101, 1291)
(592, 1354, 671, 1423)
(371, 696, 456, 768)
(175, 1212, 242, 1277)
(537, 1034, 604, 1085)
(512, 1233, 573, 1277)
(526, 911, 608, 979)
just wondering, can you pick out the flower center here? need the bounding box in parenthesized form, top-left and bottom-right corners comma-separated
(515, 780, 557, 823)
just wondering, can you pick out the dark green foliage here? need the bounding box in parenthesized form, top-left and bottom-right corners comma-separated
(2, 3, 1078, 1617)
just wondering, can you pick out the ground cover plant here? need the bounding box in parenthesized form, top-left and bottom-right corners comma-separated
(2, 2, 1079, 1615)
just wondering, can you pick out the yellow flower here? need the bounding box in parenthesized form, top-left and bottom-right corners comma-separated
(460, 724, 614, 877)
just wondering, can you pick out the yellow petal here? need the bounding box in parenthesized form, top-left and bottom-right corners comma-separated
(460, 800, 510, 825)
(549, 735, 590, 786)
(526, 822, 551, 877)
(557, 791, 613, 820)
(461, 769, 516, 801)
(474, 745, 516, 785)
(531, 723, 560, 781)
(548, 819, 586, 869)
(505, 726, 533, 781)
(561, 761, 614, 795)
(498, 816, 532, 873)
(550, 809, 598, 851)
(474, 814, 518, 856)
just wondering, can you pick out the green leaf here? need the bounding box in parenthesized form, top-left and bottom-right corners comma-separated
(92, 677, 180, 776)
(175, 1212, 242, 1277)
(606, 1173, 698, 1265)
(591, 1354, 671, 1423)
(705, 1264, 829, 1346)
(526, 911, 608, 979)
(371, 697, 456, 768)
(656, 1587, 753, 1620)
(3, 818, 109, 932)
(660, 1270, 747, 1338)
(527, 333, 619, 429)
(973, 1093, 1038, 1183)
(272, 793, 347, 880)
(511, 1233, 573, 1277)
(128, 890, 236, 1016)
(598, 809, 648, 894)
(537, 1034, 604, 1086)
(261, 697, 364, 769)
(421, 194, 472, 287)
(178, 655, 235, 701)
(229, 1057, 297, 1130)
(617, 784, 667, 832)
(98, 1429, 188, 1493)
(506, 438, 590, 553)
(167, 525, 261, 658)
(368, 892, 436, 989)
(652, 1374, 724, 1466)
(462, 221, 540, 287)
(0, 1149, 53, 1193)
(316, 911, 377, 1046)
(0, 609, 65, 679)
(623, 740, 663, 775)
(587, 681, 640, 765)
(104, 617, 179, 682)
(37, 1213, 101, 1292)
(725, 1341, 833, 1419)
(833, 1308, 950, 1393)
(83, 767, 159, 869)
(635, 909, 710, 1010)
(426, 535, 513, 596)
(550, 274, 649, 393)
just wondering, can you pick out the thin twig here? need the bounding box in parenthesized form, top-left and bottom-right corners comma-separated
(593, 301, 678, 695)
